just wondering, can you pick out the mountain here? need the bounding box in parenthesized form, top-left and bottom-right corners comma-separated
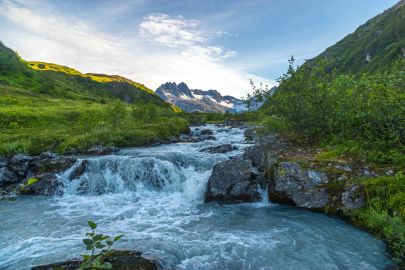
(155, 82, 253, 113)
(307, 0, 404, 74)
(0, 42, 167, 106)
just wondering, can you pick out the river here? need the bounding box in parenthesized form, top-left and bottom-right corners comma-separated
(0, 125, 392, 269)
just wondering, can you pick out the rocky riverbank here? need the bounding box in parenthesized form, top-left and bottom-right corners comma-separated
(203, 126, 404, 268)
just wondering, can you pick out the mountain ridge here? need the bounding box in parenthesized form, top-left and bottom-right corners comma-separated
(155, 82, 250, 113)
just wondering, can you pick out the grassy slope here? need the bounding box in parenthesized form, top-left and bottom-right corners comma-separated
(0, 42, 188, 155)
(307, 0, 405, 74)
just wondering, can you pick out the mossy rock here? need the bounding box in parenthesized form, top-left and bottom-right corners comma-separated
(31, 249, 161, 270)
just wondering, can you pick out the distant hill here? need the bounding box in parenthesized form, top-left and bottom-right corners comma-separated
(0, 42, 167, 106)
(307, 0, 405, 74)
(155, 82, 256, 113)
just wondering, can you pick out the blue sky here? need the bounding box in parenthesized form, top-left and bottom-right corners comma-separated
(0, 0, 398, 97)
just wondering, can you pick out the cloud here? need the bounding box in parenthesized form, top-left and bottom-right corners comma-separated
(0, 0, 276, 97)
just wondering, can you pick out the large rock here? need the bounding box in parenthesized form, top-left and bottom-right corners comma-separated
(30, 152, 76, 174)
(269, 162, 329, 209)
(341, 184, 365, 210)
(31, 250, 161, 270)
(242, 146, 266, 167)
(10, 154, 32, 176)
(0, 156, 7, 167)
(0, 167, 19, 187)
(19, 173, 64, 196)
(69, 160, 89, 180)
(200, 144, 236, 154)
(204, 159, 260, 203)
(200, 129, 214, 136)
(244, 128, 256, 141)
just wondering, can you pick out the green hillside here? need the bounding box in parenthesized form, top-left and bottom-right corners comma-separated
(0, 42, 187, 155)
(250, 1, 405, 263)
(307, 0, 405, 73)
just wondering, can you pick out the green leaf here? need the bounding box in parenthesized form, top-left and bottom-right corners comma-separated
(88, 220, 97, 230)
(95, 242, 106, 249)
(86, 245, 94, 250)
(79, 260, 91, 269)
(102, 262, 113, 269)
(81, 254, 91, 260)
(27, 178, 39, 186)
(106, 240, 113, 246)
(93, 234, 104, 241)
(113, 234, 124, 242)
(82, 238, 93, 246)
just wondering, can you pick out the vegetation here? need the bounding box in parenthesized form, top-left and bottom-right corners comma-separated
(350, 173, 405, 263)
(80, 221, 123, 270)
(246, 1, 405, 264)
(0, 42, 188, 155)
(308, 0, 405, 74)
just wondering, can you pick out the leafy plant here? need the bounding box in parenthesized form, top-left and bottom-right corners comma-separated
(80, 221, 124, 270)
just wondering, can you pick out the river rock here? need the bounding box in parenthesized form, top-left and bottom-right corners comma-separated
(341, 184, 365, 210)
(86, 145, 119, 155)
(199, 134, 216, 141)
(269, 162, 329, 208)
(69, 160, 89, 180)
(0, 156, 7, 167)
(200, 144, 236, 154)
(31, 250, 161, 270)
(200, 129, 214, 135)
(30, 152, 76, 174)
(204, 159, 260, 203)
(224, 120, 243, 127)
(256, 133, 287, 150)
(10, 154, 32, 176)
(242, 146, 266, 167)
(0, 167, 19, 187)
(244, 128, 256, 141)
(19, 173, 64, 196)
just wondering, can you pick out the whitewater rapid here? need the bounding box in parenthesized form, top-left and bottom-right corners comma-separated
(0, 125, 393, 269)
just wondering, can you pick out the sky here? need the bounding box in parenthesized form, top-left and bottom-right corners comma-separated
(0, 0, 399, 98)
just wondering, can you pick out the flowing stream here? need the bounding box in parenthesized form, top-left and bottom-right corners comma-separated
(0, 125, 393, 270)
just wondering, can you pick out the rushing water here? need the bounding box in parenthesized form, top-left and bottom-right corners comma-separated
(0, 126, 392, 270)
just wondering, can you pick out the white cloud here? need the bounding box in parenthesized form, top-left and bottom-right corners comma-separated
(0, 0, 276, 98)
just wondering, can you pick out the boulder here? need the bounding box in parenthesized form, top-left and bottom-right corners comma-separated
(200, 144, 236, 154)
(19, 173, 64, 196)
(0, 167, 19, 187)
(86, 145, 119, 155)
(244, 128, 256, 141)
(269, 162, 329, 209)
(242, 146, 266, 167)
(199, 134, 216, 141)
(341, 184, 365, 210)
(0, 156, 7, 167)
(30, 152, 76, 174)
(200, 129, 214, 135)
(31, 250, 161, 270)
(69, 160, 89, 180)
(10, 154, 32, 176)
(204, 159, 260, 203)
(256, 133, 287, 150)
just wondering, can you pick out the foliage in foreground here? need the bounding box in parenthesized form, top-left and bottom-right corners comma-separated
(80, 221, 123, 270)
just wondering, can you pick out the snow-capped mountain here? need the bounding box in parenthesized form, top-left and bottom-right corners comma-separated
(155, 82, 253, 113)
